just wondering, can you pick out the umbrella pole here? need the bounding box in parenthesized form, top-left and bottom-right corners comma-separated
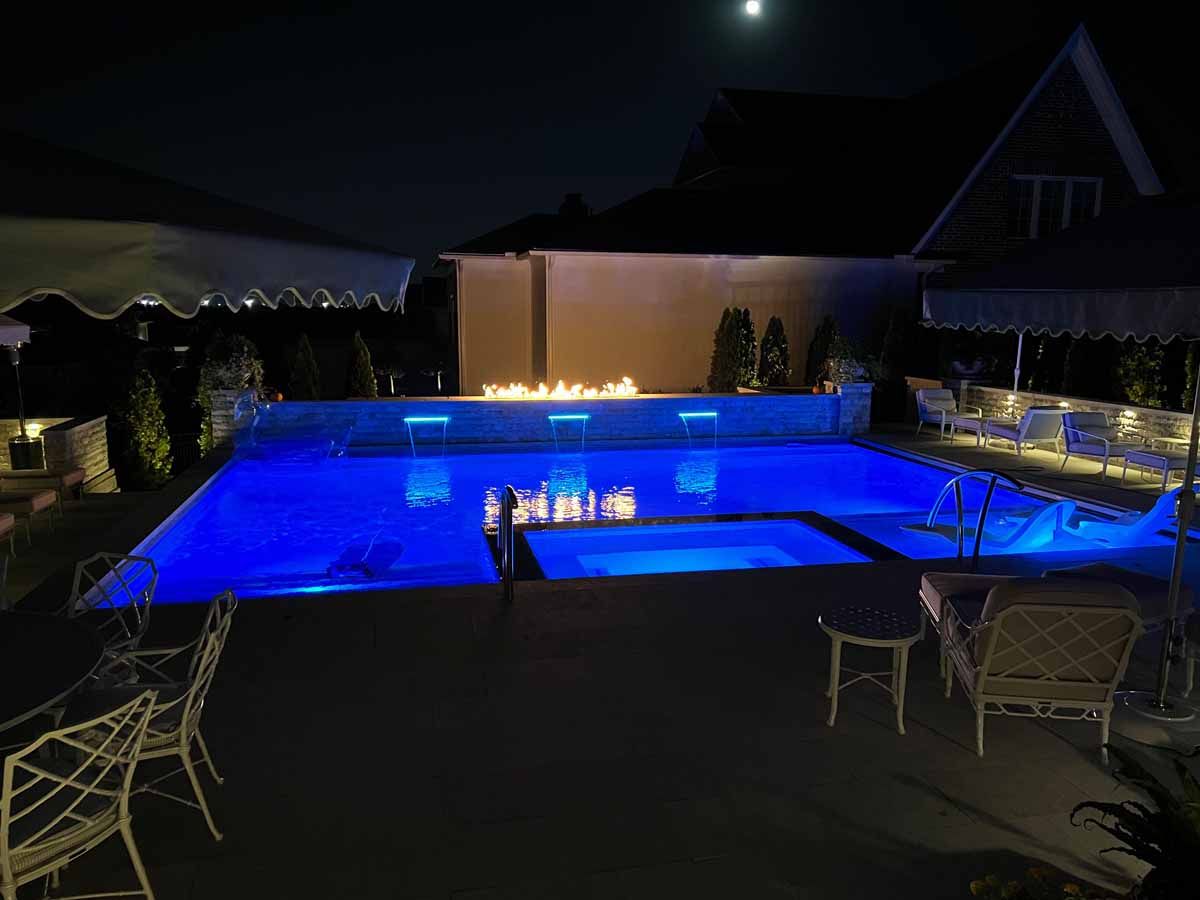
(1153, 352, 1200, 708)
(1013, 332, 1023, 394)
(7, 346, 26, 437)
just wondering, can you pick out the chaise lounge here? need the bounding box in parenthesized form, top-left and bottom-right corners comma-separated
(0, 466, 86, 509)
(916, 388, 980, 441)
(1059, 411, 1144, 478)
(983, 407, 1065, 457)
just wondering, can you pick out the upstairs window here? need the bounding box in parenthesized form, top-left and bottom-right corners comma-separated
(1008, 175, 1102, 239)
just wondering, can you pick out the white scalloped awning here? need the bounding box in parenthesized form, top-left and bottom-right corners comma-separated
(0, 215, 413, 319)
(922, 286, 1200, 343)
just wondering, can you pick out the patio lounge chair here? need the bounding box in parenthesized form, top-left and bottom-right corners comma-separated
(940, 577, 1141, 761)
(1, 690, 158, 900)
(983, 407, 1065, 457)
(0, 466, 86, 510)
(1064, 485, 1198, 547)
(0, 489, 58, 545)
(64, 590, 237, 841)
(1059, 411, 1144, 477)
(916, 388, 979, 440)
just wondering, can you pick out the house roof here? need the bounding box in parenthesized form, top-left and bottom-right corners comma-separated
(444, 23, 1180, 262)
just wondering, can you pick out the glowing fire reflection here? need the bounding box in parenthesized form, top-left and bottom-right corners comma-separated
(482, 377, 638, 399)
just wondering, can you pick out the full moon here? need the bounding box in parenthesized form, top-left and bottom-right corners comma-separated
(745, 0, 761, 14)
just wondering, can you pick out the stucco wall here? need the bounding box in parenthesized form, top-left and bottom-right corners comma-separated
(457, 257, 533, 394)
(543, 253, 918, 393)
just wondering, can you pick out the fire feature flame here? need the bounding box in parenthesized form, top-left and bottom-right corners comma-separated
(482, 377, 639, 399)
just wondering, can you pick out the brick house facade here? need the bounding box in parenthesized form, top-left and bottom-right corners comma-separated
(921, 57, 1142, 265)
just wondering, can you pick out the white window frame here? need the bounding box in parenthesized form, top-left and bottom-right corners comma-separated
(1012, 175, 1103, 238)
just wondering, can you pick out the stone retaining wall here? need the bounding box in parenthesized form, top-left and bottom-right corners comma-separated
(960, 385, 1194, 441)
(240, 387, 873, 448)
(1, 415, 115, 491)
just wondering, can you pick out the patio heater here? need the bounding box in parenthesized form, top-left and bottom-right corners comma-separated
(5, 343, 45, 469)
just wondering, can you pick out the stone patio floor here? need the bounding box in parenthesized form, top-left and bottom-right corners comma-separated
(29, 559, 1192, 899)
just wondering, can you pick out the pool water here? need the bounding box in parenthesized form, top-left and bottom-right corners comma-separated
(138, 441, 1170, 602)
(526, 520, 869, 579)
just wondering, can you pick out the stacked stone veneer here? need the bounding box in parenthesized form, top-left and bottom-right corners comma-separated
(241, 386, 874, 448)
(0, 415, 114, 490)
(961, 385, 1195, 440)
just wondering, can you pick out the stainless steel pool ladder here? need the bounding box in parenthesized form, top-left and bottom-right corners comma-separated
(499, 484, 519, 603)
(924, 469, 1023, 572)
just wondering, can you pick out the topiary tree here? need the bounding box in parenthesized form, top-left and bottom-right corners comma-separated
(806, 315, 838, 386)
(707, 307, 739, 392)
(737, 308, 758, 387)
(117, 368, 173, 489)
(197, 332, 264, 455)
(289, 333, 321, 401)
(1118, 341, 1165, 408)
(346, 331, 378, 398)
(758, 315, 791, 386)
(1184, 342, 1199, 411)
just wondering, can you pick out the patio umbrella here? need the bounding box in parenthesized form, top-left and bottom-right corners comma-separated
(921, 193, 1200, 733)
(0, 130, 414, 318)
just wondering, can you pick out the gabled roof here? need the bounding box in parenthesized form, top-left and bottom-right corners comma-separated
(440, 214, 568, 257)
(444, 24, 1174, 262)
(911, 25, 1162, 255)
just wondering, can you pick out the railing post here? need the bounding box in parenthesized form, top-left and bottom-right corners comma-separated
(500, 485, 518, 604)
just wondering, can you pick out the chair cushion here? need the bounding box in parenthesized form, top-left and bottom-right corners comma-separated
(980, 576, 1139, 622)
(64, 682, 187, 736)
(1042, 563, 1191, 625)
(1, 757, 118, 851)
(0, 489, 56, 514)
(920, 572, 1018, 625)
(0, 511, 13, 534)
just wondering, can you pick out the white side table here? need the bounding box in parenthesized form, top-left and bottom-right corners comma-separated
(818, 606, 922, 735)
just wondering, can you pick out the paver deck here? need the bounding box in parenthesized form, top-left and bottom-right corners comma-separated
(29, 558, 1195, 899)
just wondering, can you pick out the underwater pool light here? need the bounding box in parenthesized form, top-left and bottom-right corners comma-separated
(678, 412, 718, 419)
(403, 416, 450, 424)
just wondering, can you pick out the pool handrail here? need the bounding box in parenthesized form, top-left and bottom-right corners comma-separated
(926, 469, 1024, 571)
(500, 484, 519, 604)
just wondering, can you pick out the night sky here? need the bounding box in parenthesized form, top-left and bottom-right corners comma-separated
(0, 2, 1158, 277)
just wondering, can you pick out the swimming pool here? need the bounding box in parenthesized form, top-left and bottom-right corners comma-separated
(525, 520, 871, 578)
(136, 441, 1171, 602)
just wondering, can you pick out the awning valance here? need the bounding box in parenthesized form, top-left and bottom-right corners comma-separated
(922, 286, 1200, 343)
(0, 215, 413, 319)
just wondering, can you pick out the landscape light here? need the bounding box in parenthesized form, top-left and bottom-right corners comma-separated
(745, 0, 761, 15)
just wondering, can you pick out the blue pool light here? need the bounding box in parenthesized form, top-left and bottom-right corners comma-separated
(548, 413, 590, 452)
(678, 411, 718, 448)
(403, 416, 450, 457)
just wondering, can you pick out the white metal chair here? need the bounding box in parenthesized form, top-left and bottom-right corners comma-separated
(63, 592, 236, 842)
(1, 690, 158, 900)
(941, 577, 1141, 761)
(1059, 411, 1144, 477)
(916, 388, 978, 440)
(62, 554, 158, 683)
(983, 407, 1065, 457)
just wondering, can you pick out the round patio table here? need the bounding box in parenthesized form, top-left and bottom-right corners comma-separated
(818, 606, 922, 735)
(0, 612, 104, 735)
